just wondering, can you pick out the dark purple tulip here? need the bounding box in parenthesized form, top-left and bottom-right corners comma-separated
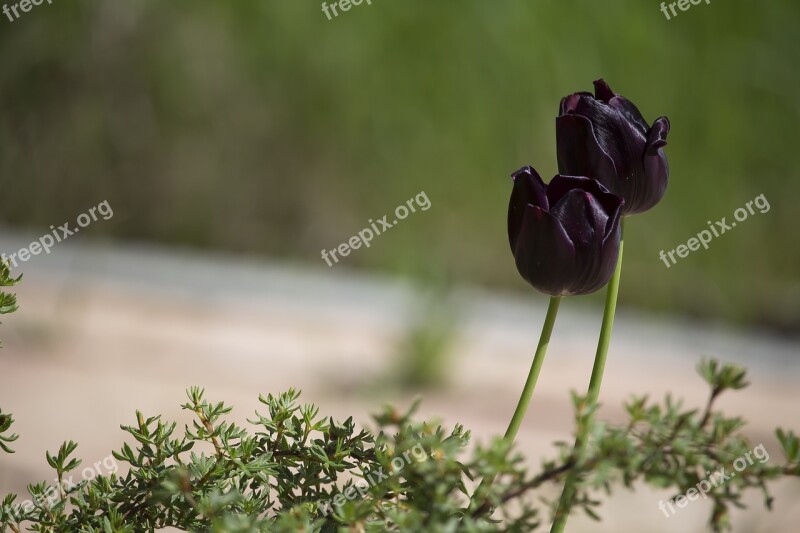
(557, 79, 670, 215)
(508, 167, 624, 296)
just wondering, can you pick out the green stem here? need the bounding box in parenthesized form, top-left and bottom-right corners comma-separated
(504, 295, 562, 441)
(469, 294, 561, 514)
(550, 219, 625, 533)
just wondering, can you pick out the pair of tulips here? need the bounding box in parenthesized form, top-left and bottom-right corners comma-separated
(509, 79, 670, 295)
(495, 80, 670, 531)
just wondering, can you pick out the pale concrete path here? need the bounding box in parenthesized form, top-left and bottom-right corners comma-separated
(0, 231, 798, 532)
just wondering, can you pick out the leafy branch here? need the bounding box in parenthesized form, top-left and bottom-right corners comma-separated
(0, 360, 797, 531)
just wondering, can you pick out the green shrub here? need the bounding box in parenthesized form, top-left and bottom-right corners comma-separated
(1, 364, 798, 532)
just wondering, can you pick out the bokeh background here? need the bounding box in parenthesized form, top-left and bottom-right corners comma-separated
(1, 1, 799, 532)
(1, 0, 799, 330)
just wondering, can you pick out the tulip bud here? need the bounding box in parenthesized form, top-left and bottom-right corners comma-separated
(508, 166, 623, 296)
(556, 79, 670, 215)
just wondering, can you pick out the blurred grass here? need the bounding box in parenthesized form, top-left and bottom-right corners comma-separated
(0, 0, 798, 331)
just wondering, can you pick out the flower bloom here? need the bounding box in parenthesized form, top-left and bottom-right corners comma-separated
(508, 167, 624, 296)
(556, 79, 670, 215)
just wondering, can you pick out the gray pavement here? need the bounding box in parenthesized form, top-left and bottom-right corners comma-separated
(0, 230, 798, 532)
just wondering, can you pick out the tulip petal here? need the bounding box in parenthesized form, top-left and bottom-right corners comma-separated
(608, 96, 650, 136)
(550, 189, 606, 249)
(594, 79, 650, 134)
(642, 150, 669, 211)
(545, 176, 623, 293)
(585, 218, 621, 295)
(593, 79, 616, 102)
(508, 166, 548, 251)
(572, 96, 648, 177)
(551, 176, 624, 244)
(513, 204, 577, 296)
(635, 116, 671, 212)
(556, 114, 619, 186)
(546, 175, 620, 218)
(559, 92, 593, 115)
(549, 190, 605, 293)
(646, 116, 671, 151)
(600, 193, 623, 247)
(564, 188, 621, 294)
(577, 215, 619, 294)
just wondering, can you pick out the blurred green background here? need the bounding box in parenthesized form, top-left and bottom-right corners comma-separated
(0, 0, 798, 332)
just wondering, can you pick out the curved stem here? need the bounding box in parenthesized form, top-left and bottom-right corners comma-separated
(469, 294, 561, 514)
(504, 295, 562, 441)
(550, 219, 625, 533)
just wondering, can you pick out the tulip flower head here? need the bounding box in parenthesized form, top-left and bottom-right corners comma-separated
(508, 166, 624, 296)
(557, 79, 670, 215)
